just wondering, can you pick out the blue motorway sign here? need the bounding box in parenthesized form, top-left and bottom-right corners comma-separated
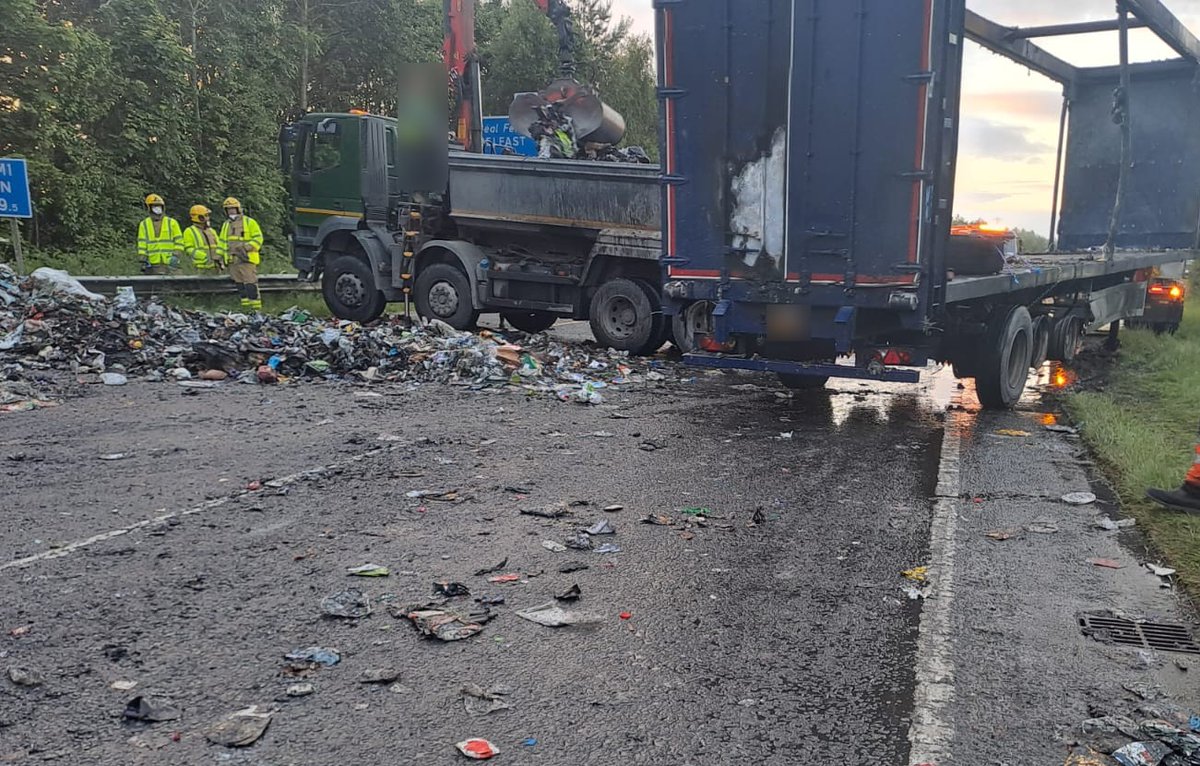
(482, 116, 537, 157)
(0, 158, 32, 218)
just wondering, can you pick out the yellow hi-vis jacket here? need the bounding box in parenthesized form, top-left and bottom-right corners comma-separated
(183, 224, 223, 270)
(137, 216, 183, 265)
(218, 216, 263, 266)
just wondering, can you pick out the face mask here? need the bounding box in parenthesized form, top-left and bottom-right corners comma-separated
(227, 212, 241, 221)
(151, 206, 164, 216)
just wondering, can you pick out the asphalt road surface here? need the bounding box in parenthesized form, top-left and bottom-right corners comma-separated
(2, 350, 1197, 765)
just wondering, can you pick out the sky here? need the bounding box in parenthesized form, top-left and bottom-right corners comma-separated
(609, 0, 1200, 235)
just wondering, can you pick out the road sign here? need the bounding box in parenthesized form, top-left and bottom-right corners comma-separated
(482, 116, 537, 157)
(0, 158, 32, 219)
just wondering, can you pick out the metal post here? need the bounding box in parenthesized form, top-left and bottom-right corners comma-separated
(8, 218, 23, 275)
(1104, 3, 1133, 261)
(1048, 92, 1069, 252)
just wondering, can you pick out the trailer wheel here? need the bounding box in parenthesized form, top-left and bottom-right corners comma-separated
(671, 301, 715, 354)
(501, 311, 557, 334)
(1030, 315, 1050, 369)
(633, 280, 669, 355)
(323, 252, 387, 323)
(415, 262, 479, 330)
(589, 278, 656, 353)
(975, 306, 1033, 410)
(1048, 315, 1084, 362)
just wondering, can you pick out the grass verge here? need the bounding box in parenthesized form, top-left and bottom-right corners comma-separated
(163, 291, 332, 318)
(1067, 283, 1200, 593)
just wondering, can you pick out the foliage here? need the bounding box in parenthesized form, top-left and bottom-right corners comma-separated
(1, 0, 658, 274)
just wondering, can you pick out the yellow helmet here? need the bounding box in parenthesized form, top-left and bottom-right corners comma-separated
(222, 197, 242, 213)
(189, 204, 211, 223)
(145, 193, 165, 208)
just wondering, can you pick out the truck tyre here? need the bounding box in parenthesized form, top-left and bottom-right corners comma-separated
(1048, 315, 1084, 362)
(1030, 315, 1050, 369)
(501, 311, 557, 334)
(672, 301, 715, 355)
(633, 279, 668, 355)
(975, 306, 1033, 410)
(589, 278, 656, 353)
(1153, 322, 1180, 336)
(323, 252, 387, 323)
(415, 262, 479, 331)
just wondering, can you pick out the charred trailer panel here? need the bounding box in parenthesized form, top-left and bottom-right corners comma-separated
(659, 0, 964, 368)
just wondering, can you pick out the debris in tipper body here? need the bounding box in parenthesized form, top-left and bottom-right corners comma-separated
(0, 265, 665, 408)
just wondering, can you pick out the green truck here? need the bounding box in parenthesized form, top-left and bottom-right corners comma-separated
(280, 112, 669, 352)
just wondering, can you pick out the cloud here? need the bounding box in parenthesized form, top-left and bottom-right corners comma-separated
(958, 117, 1054, 160)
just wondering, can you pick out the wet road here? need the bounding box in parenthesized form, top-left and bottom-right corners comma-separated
(3, 355, 1198, 764)
(1, 367, 949, 764)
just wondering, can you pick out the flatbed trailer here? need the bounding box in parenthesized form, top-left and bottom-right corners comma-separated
(657, 0, 1199, 407)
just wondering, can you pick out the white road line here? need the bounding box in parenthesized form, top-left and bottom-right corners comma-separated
(907, 400, 965, 766)
(1, 445, 394, 572)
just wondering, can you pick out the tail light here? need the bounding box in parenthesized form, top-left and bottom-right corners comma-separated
(871, 348, 913, 366)
(1169, 285, 1184, 300)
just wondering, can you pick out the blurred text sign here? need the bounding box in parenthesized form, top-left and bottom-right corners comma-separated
(0, 158, 32, 218)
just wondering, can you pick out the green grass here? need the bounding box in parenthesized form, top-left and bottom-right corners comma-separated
(163, 291, 332, 318)
(1067, 281, 1200, 592)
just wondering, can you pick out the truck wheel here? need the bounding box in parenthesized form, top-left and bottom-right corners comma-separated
(672, 301, 715, 354)
(1048, 315, 1084, 362)
(975, 306, 1033, 410)
(633, 280, 668, 355)
(1153, 322, 1180, 336)
(501, 311, 557, 334)
(323, 253, 387, 323)
(415, 262, 479, 331)
(589, 278, 656, 353)
(1030, 315, 1050, 369)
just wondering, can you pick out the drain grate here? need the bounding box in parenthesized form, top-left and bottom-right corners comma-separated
(1079, 611, 1200, 655)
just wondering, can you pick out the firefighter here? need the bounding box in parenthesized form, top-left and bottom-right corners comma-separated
(137, 194, 183, 274)
(1147, 424, 1200, 513)
(217, 197, 263, 312)
(182, 205, 224, 272)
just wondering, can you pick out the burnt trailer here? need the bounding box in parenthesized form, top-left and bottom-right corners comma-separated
(657, 0, 1199, 407)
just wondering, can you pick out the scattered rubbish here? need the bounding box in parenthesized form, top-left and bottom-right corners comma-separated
(1064, 492, 1098, 505)
(1046, 424, 1079, 434)
(603, 504, 624, 512)
(100, 372, 127, 386)
(435, 581, 471, 597)
(985, 529, 1018, 541)
(204, 705, 273, 747)
(285, 647, 341, 667)
(779, 431, 794, 440)
(1088, 558, 1125, 570)
(123, 696, 182, 722)
(586, 520, 616, 536)
(1111, 741, 1171, 766)
(640, 514, 673, 526)
(558, 561, 589, 574)
(110, 680, 138, 691)
(619, 611, 632, 620)
(473, 559, 509, 576)
(405, 605, 492, 641)
(522, 738, 538, 747)
(995, 429, 1030, 437)
(7, 666, 43, 687)
(521, 507, 566, 519)
(542, 540, 568, 553)
(1147, 563, 1177, 578)
(321, 588, 371, 619)
(461, 683, 512, 716)
(1097, 518, 1138, 531)
(285, 683, 314, 697)
(199, 369, 228, 381)
(455, 738, 500, 760)
(406, 489, 459, 502)
(347, 564, 389, 577)
(475, 595, 506, 606)
(1027, 521, 1060, 534)
(1064, 747, 1120, 765)
(682, 507, 710, 516)
(901, 583, 928, 601)
(487, 574, 521, 584)
(359, 668, 401, 684)
(566, 533, 593, 551)
(516, 602, 597, 627)
(98, 453, 130, 461)
(555, 584, 582, 602)
(902, 566, 929, 583)
(594, 543, 622, 554)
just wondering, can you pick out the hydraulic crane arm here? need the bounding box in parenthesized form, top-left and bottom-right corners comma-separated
(533, 0, 578, 77)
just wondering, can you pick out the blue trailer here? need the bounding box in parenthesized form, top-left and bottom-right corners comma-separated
(656, 0, 1199, 408)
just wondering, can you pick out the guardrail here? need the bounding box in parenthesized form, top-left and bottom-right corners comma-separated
(76, 274, 319, 297)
